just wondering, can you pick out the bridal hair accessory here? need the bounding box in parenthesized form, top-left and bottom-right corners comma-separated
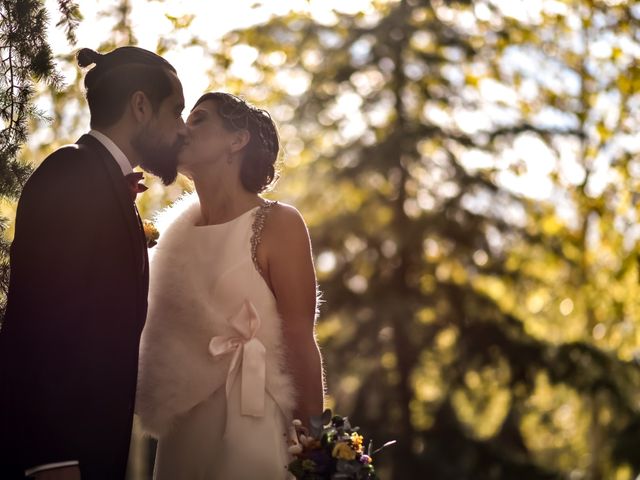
(142, 220, 159, 248)
(213, 93, 278, 157)
(192, 91, 280, 193)
(287, 409, 395, 479)
(192, 92, 279, 163)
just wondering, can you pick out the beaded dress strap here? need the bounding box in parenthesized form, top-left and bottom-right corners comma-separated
(250, 200, 277, 275)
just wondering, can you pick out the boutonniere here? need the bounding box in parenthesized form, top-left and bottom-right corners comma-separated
(142, 220, 159, 248)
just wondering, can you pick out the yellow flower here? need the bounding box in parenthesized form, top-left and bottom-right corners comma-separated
(351, 433, 364, 453)
(143, 220, 160, 248)
(332, 442, 356, 461)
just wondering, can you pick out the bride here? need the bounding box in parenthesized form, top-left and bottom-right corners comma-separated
(136, 92, 324, 479)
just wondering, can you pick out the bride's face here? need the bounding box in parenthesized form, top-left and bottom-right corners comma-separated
(178, 99, 235, 176)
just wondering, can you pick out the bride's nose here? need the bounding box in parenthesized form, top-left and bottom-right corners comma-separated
(182, 124, 197, 141)
(185, 122, 198, 136)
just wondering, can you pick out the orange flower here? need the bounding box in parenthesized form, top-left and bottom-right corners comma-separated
(351, 433, 364, 453)
(143, 220, 159, 248)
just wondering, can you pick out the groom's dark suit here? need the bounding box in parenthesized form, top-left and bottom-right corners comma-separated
(0, 134, 149, 479)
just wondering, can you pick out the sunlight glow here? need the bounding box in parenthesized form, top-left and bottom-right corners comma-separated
(44, 0, 378, 111)
(40, 0, 625, 208)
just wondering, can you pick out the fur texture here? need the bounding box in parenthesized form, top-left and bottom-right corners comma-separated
(135, 193, 296, 438)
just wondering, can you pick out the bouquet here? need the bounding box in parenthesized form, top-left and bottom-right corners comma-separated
(287, 409, 395, 480)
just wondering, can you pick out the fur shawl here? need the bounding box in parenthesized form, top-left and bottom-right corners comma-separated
(135, 193, 296, 438)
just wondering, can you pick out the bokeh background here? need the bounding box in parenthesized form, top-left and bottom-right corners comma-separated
(2, 0, 640, 478)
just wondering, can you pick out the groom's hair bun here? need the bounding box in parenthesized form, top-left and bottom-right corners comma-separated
(77, 46, 178, 129)
(193, 92, 280, 194)
(77, 48, 102, 68)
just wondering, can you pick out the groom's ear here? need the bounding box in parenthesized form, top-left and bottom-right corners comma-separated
(229, 129, 250, 154)
(130, 90, 152, 123)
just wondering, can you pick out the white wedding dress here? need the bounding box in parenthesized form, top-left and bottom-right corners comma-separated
(136, 193, 296, 480)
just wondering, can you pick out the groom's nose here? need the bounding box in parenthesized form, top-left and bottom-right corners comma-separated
(177, 118, 188, 138)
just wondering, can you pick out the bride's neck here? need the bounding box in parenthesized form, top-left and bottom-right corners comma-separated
(192, 168, 260, 225)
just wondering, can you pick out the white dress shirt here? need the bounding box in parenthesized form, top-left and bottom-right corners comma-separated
(88, 129, 134, 176)
(25, 130, 133, 478)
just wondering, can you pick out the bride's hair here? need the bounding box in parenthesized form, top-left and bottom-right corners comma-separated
(193, 92, 280, 194)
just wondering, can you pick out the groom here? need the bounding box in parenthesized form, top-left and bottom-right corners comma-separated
(0, 47, 186, 479)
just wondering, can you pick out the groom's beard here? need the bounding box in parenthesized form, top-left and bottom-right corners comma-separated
(133, 129, 183, 186)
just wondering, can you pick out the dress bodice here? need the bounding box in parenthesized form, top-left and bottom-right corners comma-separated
(183, 204, 278, 337)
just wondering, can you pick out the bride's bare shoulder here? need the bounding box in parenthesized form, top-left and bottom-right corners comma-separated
(261, 201, 311, 249)
(268, 201, 306, 224)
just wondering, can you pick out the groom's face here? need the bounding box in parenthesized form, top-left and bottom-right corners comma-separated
(133, 71, 187, 185)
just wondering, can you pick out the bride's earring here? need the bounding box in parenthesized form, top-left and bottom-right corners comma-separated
(224, 147, 233, 165)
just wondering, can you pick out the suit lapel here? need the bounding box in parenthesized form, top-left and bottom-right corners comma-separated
(76, 134, 146, 278)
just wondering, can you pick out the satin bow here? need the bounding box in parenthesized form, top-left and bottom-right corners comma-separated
(208, 300, 266, 417)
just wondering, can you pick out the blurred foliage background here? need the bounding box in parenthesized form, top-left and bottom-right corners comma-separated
(3, 0, 640, 479)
